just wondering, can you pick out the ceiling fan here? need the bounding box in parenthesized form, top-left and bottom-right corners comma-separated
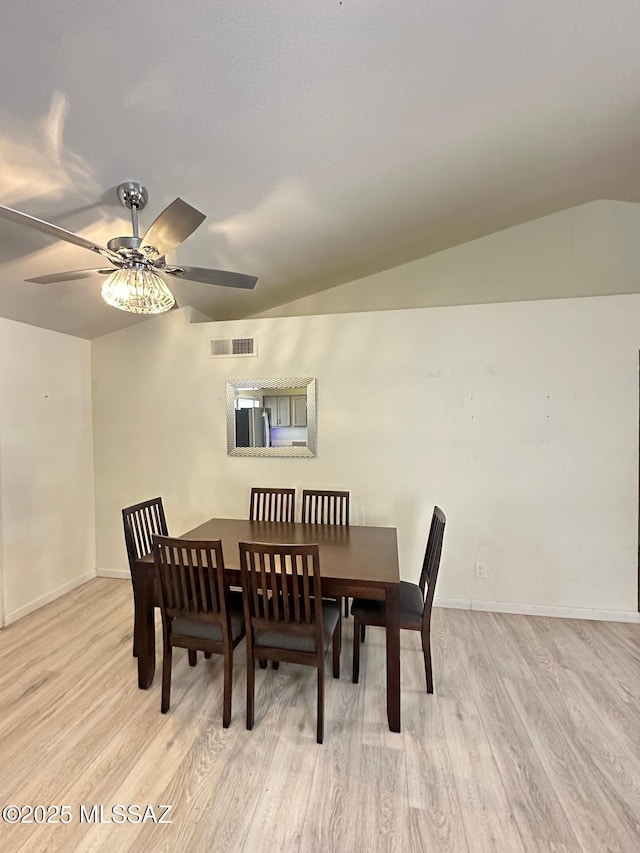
(0, 181, 257, 314)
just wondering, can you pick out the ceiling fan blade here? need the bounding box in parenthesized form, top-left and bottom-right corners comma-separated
(163, 266, 258, 290)
(140, 198, 206, 257)
(0, 205, 122, 265)
(25, 268, 114, 284)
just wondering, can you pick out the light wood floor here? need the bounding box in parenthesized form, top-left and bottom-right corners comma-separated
(0, 579, 638, 852)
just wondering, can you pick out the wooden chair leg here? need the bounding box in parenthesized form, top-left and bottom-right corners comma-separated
(422, 629, 434, 694)
(272, 661, 279, 670)
(246, 653, 255, 731)
(132, 612, 138, 657)
(344, 597, 349, 618)
(259, 659, 267, 669)
(161, 642, 172, 714)
(332, 623, 341, 679)
(222, 649, 232, 728)
(131, 582, 138, 657)
(188, 649, 197, 667)
(352, 616, 361, 683)
(317, 663, 324, 744)
(204, 652, 212, 659)
(361, 624, 366, 643)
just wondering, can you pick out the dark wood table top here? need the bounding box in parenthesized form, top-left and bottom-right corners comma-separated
(145, 517, 400, 589)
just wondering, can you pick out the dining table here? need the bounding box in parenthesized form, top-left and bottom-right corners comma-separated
(133, 516, 402, 732)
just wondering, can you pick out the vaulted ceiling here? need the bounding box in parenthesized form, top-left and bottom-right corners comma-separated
(1, 1, 639, 338)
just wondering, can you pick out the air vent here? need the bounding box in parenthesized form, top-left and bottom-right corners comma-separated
(209, 337, 257, 358)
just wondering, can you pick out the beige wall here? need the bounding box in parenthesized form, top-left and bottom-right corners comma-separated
(92, 294, 640, 618)
(0, 317, 95, 624)
(252, 200, 640, 319)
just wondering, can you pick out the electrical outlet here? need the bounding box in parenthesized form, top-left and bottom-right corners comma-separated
(475, 562, 487, 579)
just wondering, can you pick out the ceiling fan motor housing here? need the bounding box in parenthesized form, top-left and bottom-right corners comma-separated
(107, 235, 142, 252)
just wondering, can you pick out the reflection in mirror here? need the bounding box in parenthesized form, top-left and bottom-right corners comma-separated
(226, 378, 317, 457)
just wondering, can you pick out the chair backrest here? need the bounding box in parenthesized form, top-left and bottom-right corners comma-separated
(418, 506, 446, 624)
(301, 490, 350, 526)
(122, 497, 168, 569)
(249, 487, 295, 522)
(152, 535, 228, 626)
(239, 541, 324, 643)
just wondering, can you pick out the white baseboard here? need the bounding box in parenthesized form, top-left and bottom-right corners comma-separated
(434, 596, 640, 623)
(96, 569, 130, 580)
(4, 570, 97, 626)
(434, 597, 471, 610)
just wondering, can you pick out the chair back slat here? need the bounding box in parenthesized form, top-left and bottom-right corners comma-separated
(122, 497, 168, 568)
(301, 490, 350, 526)
(239, 542, 322, 639)
(153, 535, 227, 625)
(178, 545, 191, 612)
(249, 487, 296, 522)
(418, 507, 446, 626)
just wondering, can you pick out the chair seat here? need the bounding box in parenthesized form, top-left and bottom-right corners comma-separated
(254, 599, 340, 653)
(351, 581, 424, 625)
(171, 591, 245, 643)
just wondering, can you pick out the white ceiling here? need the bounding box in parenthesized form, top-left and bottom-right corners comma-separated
(1, 1, 639, 339)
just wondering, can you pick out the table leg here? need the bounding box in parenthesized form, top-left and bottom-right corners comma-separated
(385, 584, 401, 732)
(132, 565, 156, 689)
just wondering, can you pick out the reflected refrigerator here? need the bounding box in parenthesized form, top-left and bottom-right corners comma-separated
(235, 407, 271, 447)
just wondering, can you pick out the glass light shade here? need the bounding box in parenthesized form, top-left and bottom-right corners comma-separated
(101, 267, 175, 314)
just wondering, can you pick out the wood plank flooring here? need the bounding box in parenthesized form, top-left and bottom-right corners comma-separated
(0, 578, 638, 852)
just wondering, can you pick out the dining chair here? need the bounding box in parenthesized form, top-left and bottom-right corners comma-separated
(301, 489, 351, 617)
(152, 535, 245, 726)
(239, 541, 341, 744)
(122, 497, 168, 657)
(351, 506, 446, 694)
(249, 487, 295, 522)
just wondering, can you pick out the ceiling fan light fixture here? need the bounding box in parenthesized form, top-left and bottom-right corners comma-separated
(101, 266, 175, 314)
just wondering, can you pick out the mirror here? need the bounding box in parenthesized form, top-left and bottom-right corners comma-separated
(226, 378, 317, 457)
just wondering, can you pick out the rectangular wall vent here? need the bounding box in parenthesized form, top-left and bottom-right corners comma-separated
(209, 337, 257, 358)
